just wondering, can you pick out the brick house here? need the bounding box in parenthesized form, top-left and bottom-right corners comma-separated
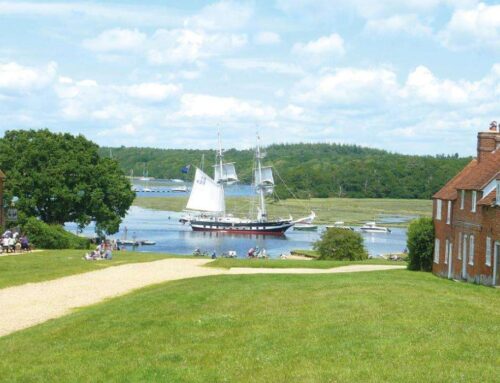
(432, 123, 500, 286)
(0, 169, 4, 228)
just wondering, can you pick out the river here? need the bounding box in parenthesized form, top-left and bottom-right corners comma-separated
(65, 206, 408, 258)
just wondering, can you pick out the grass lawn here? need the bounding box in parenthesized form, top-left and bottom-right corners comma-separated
(0, 271, 498, 382)
(0, 250, 178, 289)
(133, 196, 432, 226)
(207, 257, 404, 269)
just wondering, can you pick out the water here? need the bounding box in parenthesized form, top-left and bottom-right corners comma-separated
(65, 206, 408, 258)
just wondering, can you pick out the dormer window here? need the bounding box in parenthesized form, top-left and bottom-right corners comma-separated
(471, 191, 477, 213)
(460, 190, 465, 210)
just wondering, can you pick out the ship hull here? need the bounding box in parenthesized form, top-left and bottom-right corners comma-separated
(190, 220, 294, 235)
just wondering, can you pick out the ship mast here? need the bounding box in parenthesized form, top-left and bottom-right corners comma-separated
(256, 134, 267, 222)
(217, 131, 226, 216)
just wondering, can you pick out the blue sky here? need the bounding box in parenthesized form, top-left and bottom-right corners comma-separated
(0, 0, 499, 155)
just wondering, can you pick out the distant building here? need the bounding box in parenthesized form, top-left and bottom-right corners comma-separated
(433, 123, 500, 286)
(0, 169, 4, 228)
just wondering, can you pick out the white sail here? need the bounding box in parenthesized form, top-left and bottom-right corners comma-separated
(255, 166, 274, 186)
(186, 168, 225, 213)
(214, 163, 238, 183)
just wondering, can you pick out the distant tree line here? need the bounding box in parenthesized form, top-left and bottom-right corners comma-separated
(99, 143, 471, 199)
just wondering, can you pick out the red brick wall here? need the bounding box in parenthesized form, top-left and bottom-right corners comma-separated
(433, 192, 499, 286)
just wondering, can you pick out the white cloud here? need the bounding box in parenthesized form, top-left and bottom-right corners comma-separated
(293, 67, 398, 104)
(147, 29, 247, 65)
(184, 1, 253, 30)
(254, 31, 281, 45)
(439, 3, 500, 50)
(292, 33, 345, 62)
(223, 59, 304, 75)
(277, 0, 478, 19)
(0, 61, 57, 94)
(364, 14, 433, 37)
(177, 93, 276, 120)
(400, 66, 470, 104)
(127, 82, 181, 102)
(83, 28, 146, 52)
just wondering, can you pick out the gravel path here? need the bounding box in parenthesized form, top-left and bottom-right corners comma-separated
(0, 259, 404, 337)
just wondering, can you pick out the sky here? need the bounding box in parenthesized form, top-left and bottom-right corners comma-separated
(0, 0, 499, 155)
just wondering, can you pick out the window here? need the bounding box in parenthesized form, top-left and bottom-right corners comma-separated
(457, 232, 462, 260)
(434, 238, 440, 264)
(468, 235, 475, 265)
(445, 239, 449, 264)
(463, 234, 468, 264)
(460, 190, 465, 210)
(435, 199, 442, 220)
(486, 236, 492, 266)
(471, 191, 477, 213)
(446, 200, 452, 224)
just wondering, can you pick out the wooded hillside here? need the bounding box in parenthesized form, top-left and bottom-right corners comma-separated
(99, 144, 470, 199)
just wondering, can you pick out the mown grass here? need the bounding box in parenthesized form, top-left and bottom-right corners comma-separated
(0, 271, 498, 382)
(133, 196, 432, 226)
(0, 250, 177, 289)
(207, 258, 404, 269)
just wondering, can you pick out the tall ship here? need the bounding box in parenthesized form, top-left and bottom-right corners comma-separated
(180, 134, 301, 235)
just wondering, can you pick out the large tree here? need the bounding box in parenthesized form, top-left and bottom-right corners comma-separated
(0, 129, 135, 235)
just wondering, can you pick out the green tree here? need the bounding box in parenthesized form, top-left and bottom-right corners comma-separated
(0, 129, 134, 235)
(406, 217, 435, 271)
(313, 228, 368, 260)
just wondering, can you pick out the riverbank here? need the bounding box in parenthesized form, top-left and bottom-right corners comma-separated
(133, 196, 432, 227)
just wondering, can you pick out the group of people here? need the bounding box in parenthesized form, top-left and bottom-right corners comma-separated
(1, 229, 30, 254)
(84, 242, 113, 261)
(247, 247, 268, 259)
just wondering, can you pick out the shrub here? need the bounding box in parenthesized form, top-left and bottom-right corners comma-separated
(22, 217, 90, 249)
(313, 228, 368, 260)
(406, 217, 434, 271)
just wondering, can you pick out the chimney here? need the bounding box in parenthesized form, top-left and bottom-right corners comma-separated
(477, 121, 500, 162)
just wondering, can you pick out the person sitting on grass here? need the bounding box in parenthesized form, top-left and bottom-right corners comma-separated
(20, 235, 30, 252)
(2, 236, 10, 253)
(8, 236, 16, 253)
(103, 248, 112, 260)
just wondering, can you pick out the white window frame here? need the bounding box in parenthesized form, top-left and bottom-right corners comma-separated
(463, 234, 468, 264)
(435, 199, 442, 220)
(434, 238, 440, 264)
(485, 236, 492, 266)
(460, 190, 465, 210)
(445, 239, 449, 264)
(471, 191, 477, 213)
(457, 232, 462, 260)
(446, 200, 452, 224)
(468, 235, 475, 266)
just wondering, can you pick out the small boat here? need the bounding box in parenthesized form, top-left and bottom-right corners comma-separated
(294, 224, 318, 231)
(140, 240, 156, 245)
(117, 239, 139, 246)
(170, 179, 184, 183)
(360, 222, 391, 233)
(171, 185, 188, 192)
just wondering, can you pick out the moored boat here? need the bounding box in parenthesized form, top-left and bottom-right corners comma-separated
(181, 134, 301, 235)
(360, 222, 391, 233)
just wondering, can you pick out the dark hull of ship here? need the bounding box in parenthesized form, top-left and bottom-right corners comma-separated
(190, 220, 294, 235)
